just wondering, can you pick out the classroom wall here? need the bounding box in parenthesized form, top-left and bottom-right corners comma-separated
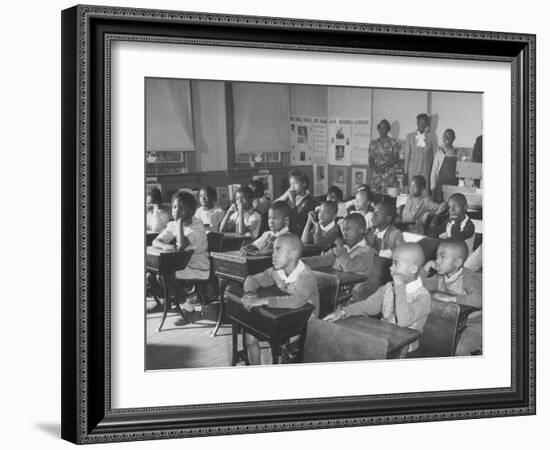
(372, 88, 429, 141)
(430, 91, 482, 148)
(157, 83, 481, 201)
(327, 86, 373, 197)
(290, 84, 328, 117)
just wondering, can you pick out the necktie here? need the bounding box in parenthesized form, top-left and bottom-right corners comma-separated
(381, 283, 396, 324)
(265, 233, 277, 250)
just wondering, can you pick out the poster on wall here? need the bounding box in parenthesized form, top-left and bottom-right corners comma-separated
(252, 174, 274, 200)
(351, 168, 368, 193)
(312, 117, 328, 164)
(313, 164, 329, 197)
(333, 166, 348, 196)
(350, 119, 371, 165)
(290, 115, 328, 165)
(328, 118, 352, 165)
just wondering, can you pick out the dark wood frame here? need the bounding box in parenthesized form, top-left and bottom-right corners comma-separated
(61, 5, 536, 444)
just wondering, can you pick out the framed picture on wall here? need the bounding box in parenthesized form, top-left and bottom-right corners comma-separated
(62, 5, 535, 444)
(351, 168, 368, 193)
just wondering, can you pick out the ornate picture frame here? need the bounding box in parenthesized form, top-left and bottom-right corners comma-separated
(61, 5, 535, 444)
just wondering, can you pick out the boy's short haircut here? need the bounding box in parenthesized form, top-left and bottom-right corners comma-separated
(344, 212, 367, 231)
(288, 169, 309, 188)
(416, 113, 431, 123)
(356, 184, 373, 201)
(237, 186, 254, 202)
(277, 233, 303, 258)
(321, 200, 338, 217)
(441, 239, 469, 261)
(411, 175, 427, 190)
(448, 192, 468, 208)
(327, 185, 344, 202)
(270, 200, 291, 218)
(171, 190, 198, 214)
(250, 179, 265, 197)
(147, 187, 163, 206)
(201, 186, 217, 202)
(377, 200, 397, 221)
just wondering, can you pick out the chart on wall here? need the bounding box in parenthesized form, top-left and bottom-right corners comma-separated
(290, 115, 328, 165)
(328, 118, 371, 166)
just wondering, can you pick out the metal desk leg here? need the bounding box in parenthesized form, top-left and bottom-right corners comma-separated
(210, 278, 229, 337)
(156, 275, 170, 332)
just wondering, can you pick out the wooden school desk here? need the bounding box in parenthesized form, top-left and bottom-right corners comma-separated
(219, 232, 253, 251)
(225, 285, 316, 365)
(146, 231, 159, 246)
(335, 316, 422, 359)
(312, 267, 368, 314)
(145, 246, 194, 332)
(209, 245, 326, 337)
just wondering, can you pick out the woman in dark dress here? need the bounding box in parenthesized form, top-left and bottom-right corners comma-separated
(430, 128, 459, 203)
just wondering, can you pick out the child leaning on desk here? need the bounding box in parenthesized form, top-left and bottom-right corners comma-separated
(219, 186, 262, 239)
(324, 243, 431, 352)
(302, 213, 375, 275)
(301, 200, 341, 248)
(150, 190, 209, 312)
(419, 239, 482, 356)
(364, 200, 405, 259)
(242, 201, 290, 255)
(240, 233, 320, 365)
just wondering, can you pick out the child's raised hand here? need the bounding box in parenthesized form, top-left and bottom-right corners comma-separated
(307, 210, 318, 224)
(323, 309, 346, 322)
(435, 202, 448, 215)
(423, 260, 436, 272)
(227, 203, 238, 214)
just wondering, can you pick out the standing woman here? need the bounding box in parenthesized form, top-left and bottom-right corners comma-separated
(275, 169, 317, 233)
(368, 119, 402, 194)
(404, 113, 438, 192)
(431, 128, 459, 203)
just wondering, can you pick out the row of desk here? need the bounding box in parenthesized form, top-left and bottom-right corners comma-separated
(145, 230, 467, 363)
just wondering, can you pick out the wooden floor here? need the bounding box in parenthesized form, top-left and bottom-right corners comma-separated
(146, 298, 274, 370)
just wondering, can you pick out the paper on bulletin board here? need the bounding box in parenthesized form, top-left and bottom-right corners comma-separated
(290, 115, 328, 165)
(313, 164, 329, 197)
(333, 166, 348, 196)
(328, 118, 352, 165)
(351, 119, 371, 165)
(351, 167, 368, 193)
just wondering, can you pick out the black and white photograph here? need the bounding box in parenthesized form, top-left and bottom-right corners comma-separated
(144, 78, 483, 370)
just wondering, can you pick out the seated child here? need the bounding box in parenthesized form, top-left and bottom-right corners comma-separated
(364, 201, 405, 259)
(243, 201, 290, 254)
(275, 169, 317, 234)
(194, 186, 225, 232)
(428, 193, 475, 255)
(219, 186, 262, 238)
(151, 190, 209, 312)
(431, 129, 459, 203)
(250, 179, 271, 215)
(324, 243, 431, 352)
(301, 200, 341, 248)
(348, 188, 374, 230)
(317, 185, 348, 218)
(419, 239, 482, 355)
(146, 187, 170, 232)
(241, 233, 320, 365)
(303, 214, 375, 275)
(398, 175, 445, 234)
